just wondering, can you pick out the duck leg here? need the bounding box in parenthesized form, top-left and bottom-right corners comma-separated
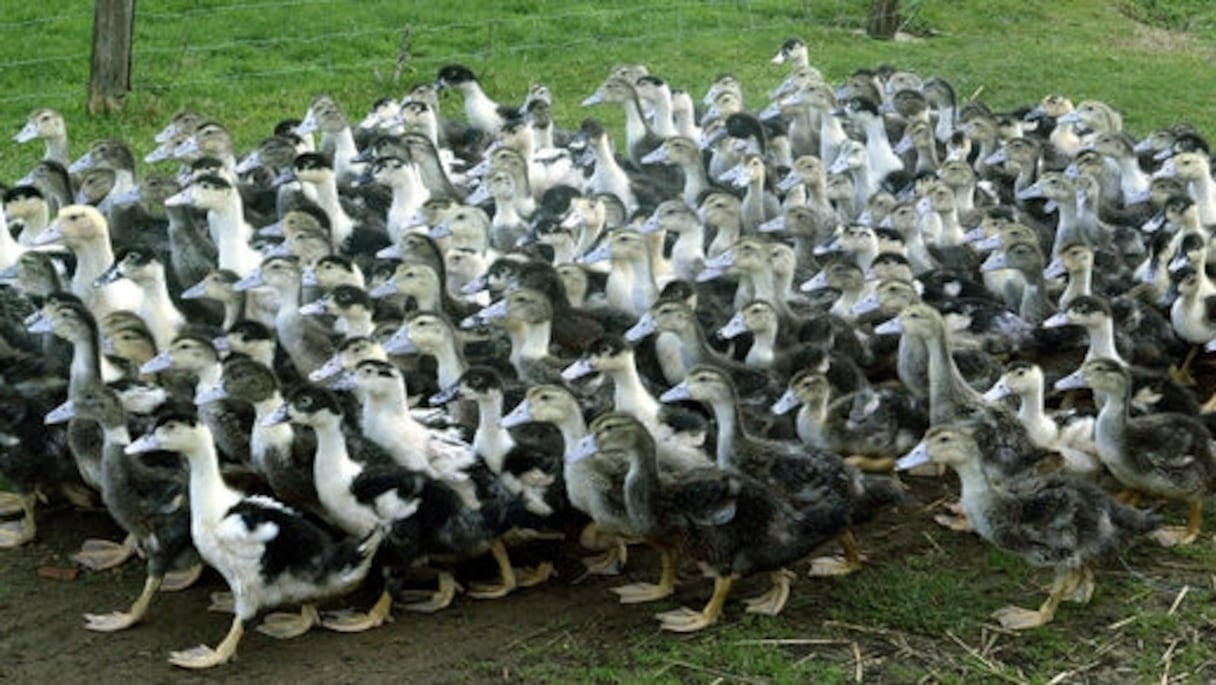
(1168, 346, 1200, 386)
(256, 604, 321, 639)
(73, 532, 138, 570)
(468, 539, 518, 599)
(0, 494, 37, 548)
(401, 570, 461, 613)
(161, 563, 204, 592)
(0, 491, 27, 516)
(611, 547, 677, 603)
(655, 574, 736, 632)
(991, 567, 1078, 630)
(1202, 391, 1216, 414)
(934, 501, 972, 532)
(169, 616, 244, 669)
(321, 590, 393, 632)
(1151, 501, 1203, 547)
(84, 574, 163, 632)
(515, 561, 556, 588)
(844, 455, 896, 473)
(580, 523, 628, 575)
(809, 529, 867, 576)
(742, 568, 796, 615)
(208, 592, 235, 613)
(1064, 565, 1095, 604)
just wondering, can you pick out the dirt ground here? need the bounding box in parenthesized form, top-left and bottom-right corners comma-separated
(1, 473, 1214, 684)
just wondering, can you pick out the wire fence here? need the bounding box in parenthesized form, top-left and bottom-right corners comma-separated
(0, 0, 837, 111)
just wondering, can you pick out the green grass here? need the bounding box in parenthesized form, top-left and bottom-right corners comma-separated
(1, 0, 1215, 181)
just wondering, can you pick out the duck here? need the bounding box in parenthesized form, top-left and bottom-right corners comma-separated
(572, 413, 850, 631)
(165, 174, 261, 277)
(43, 384, 197, 631)
(982, 362, 1101, 475)
(300, 284, 376, 339)
(640, 136, 711, 209)
(181, 269, 246, 330)
(897, 420, 1159, 629)
(95, 248, 186, 350)
(382, 310, 471, 392)
(578, 228, 659, 318)
(661, 365, 904, 576)
(435, 64, 519, 136)
(1164, 265, 1216, 384)
(235, 256, 334, 378)
(1056, 358, 1216, 546)
(14, 107, 70, 166)
(30, 205, 143, 318)
(772, 370, 925, 472)
(126, 410, 382, 668)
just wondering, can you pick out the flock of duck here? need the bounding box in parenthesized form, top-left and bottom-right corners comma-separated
(2, 36, 1216, 669)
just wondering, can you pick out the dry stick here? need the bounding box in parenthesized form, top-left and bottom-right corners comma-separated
(1167, 585, 1190, 616)
(1160, 638, 1180, 685)
(945, 631, 1027, 685)
(852, 641, 863, 683)
(921, 530, 946, 555)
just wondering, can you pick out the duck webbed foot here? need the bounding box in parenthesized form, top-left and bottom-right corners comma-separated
(468, 540, 519, 599)
(0, 494, 37, 548)
(515, 561, 556, 587)
(992, 568, 1077, 630)
(400, 570, 461, 613)
(611, 548, 676, 604)
(1064, 566, 1095, 604)
(256, 604, 320, 639)
(73, 533, 138, 570)
(0, 491, 27, 516)
(161, 563, 204, 592)
(581, 537, 629, 576)
(1168, 347, 1200, 386)
(934, 501, 972, 532)
(844, 455, 896, 473)
(742, 569, 795, 616)
(321, 590, 393, 632)
(208, 591, 235, 613)
(1151, 501, 1204, 547)
(169, 617, 244, 669)
(1201, 392, 1216, 414)
(655, 574, 736, 632)
(808, 530, 867, 577)
(84, 575, 162, 632)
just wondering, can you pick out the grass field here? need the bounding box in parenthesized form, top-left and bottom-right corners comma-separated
(2, 1, 1216, 682)
(1, 0, 1215, 181)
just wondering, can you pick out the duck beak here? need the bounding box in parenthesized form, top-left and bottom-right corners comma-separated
(29, 220, 63, 246)
(44, 399, 76, 425)
(298, 300, 328, 316)
(382, 328, 418, 355)
(233, 270, 264, 292)
(93, 263, 124, 287)
(500, 401, 532, 428)
(25, 310, 53, 334)
(262, 404, 290, 426)
(68, 152, 95, 174)
(125, 433, 162, 455)
(623, 312, 656, 342)
(716, 313, 747, 340)
(895, 442, 930, 471)
(13, 121, 38, 144)
(308, 354, 346, 383)
(873, 317, 903, 335)
(979, 251, 1009, 272)
(257, 220, 284, 238)
(429, 382, 462, 406)
(770, 389, 801, 415)
(982, 378, 1012, 403)
(566, 434, 599, 462)
(577, 242, 612, 265)
(851, 292, 880, 316)
(561, 356, 595, 381)
(328, 371, 357, 391)
(659, 382, 691, 403)
(1052, 368, 1088, 391)
(1041, 311, 1070, 329)
(140, 351, 173, 374)
(194, 382, 228, 405)
(640, 146, 668, 165)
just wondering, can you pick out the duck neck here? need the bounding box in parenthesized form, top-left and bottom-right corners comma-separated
(339, 310, 375, 339)
(745, 326, 777, 367)
(923, 326, 979, 422)
(619, 93, 653, 160)
(141, 272, 185, 349)
(1060, 264, 1092, 307)
(387, 169, 429, 242)
(609, 359, 659, 418)
(207, 198, 256, 275)
(430, 339, 467, 390)
(326, 127, 361, 181)
(556, 412, 588, 457)
(186, 434, 240, 526)
(360, 389, 431, 472)
(513, 318, 552, 365)
(1094, 384, 1129, 467)
(101, 421, 131, 447)
(14, 203, 50, 246)
(1189, 174, 1216, 226)
(310, 176, 353, 248)
(950, 459, 994, 530)
(71, 237, 116, 297)
(193, 361, 222, 396)
(250, 392, 290, 470)
(68, 329, 103, 395)
(624, 443, 660, 536)
(860, 115, 902, 179)
(473, 392, 512, 473)
(800, 394, 830, 446)
(707, 396, 744, 468)
(679, 158, 710, 209)
(1083, 319, 1122, 362)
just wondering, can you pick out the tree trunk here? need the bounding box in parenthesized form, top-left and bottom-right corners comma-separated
(89, 0, 135, 114)
(867, 0, 901, 40)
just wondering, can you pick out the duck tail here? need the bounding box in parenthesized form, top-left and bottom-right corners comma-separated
(1111, 501, 1163, 538)
(329, 526, 386, 589)
(848, 471, 914, 525)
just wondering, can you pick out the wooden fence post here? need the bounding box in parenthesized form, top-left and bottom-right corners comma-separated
(867, 0, 901, 39)
(89, 0, 135, 114)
